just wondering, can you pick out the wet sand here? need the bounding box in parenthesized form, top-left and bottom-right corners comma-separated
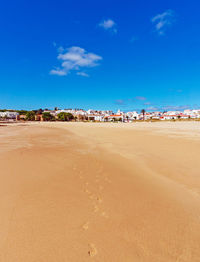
(0, 122, 200, 261)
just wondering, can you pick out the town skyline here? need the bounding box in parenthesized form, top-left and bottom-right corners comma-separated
(1, 102, 200, 113)
(1, 106, 200, 122)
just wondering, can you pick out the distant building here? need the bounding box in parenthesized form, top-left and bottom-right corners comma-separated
(0, 111, 19, 119)
(88, 114, 104, 121)
(104, 114, 123, 122)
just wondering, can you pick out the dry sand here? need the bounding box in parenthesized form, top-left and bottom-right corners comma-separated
(0, 121, 200, 261)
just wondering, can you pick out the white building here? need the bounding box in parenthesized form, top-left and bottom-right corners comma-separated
(166, 111, 181, 116)
(0, 111, 19, 119)
(161, 115, 178, 120)
(125, 111, 139, 121)
(101, 110, 113, 115)
(55, 109, 75, 116)
(87, 109, 97, 115)
(88, 114, 104, 121)
(104, 114, 124, 122)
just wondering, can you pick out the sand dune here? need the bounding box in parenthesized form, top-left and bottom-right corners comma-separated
(0, 122, 200, 261)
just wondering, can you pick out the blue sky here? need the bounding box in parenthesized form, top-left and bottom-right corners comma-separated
(0, 0, 200, 111)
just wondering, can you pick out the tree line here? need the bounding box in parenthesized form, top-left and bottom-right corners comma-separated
(25, 111, 74, 121)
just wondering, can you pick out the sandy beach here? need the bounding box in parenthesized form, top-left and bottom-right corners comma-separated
(0, 122, 200, 261)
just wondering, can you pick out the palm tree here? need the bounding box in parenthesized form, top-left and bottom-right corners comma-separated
(141, 109, 146, 121)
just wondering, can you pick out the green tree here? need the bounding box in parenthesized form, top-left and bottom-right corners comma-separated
(42, 112, 55, 121)
(26, 111, 35, 121)
(17, 110, 28, 115)
(37, 109, 43, 115)
(141, 109, 146, 121)
(57, 112, 74, 121)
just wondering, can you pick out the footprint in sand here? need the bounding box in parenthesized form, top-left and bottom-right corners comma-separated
(93, 205, 99, 212)
(82, 222, 89, 231)
(97, 197, 102, 203)
(101, 211, 109, 218)
(88, 243, 97, 257)
(85, 189, 91, 194)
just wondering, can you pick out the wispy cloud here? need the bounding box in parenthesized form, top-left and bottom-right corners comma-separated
(177, 89, 183, 93)
(135, 96, 146, 101)
(50, 69, 66, 76)
(99, 19, 117, 33)
(168, 88, 183, 93)
(57, 46, 65, 53)
(151, 9, 175, 35)
(115, 99, 125, 105)
(50, 46, 102, 76)
(147, 106, 159, 111)
(77, 72, 89, 77)
(162, 105, 190, 111)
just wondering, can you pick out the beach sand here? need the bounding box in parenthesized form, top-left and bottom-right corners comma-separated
(0, 122, 200, 261)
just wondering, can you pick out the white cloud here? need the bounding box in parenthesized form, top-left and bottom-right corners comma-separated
(50, 69, 67, 76)
(115, 99, 125, 105)
(50, 46, 102, 76)
(135, 96, 146, 101)
(147, 106, 159, 111)
(162, 105, 190, 110)
(57, 46, 65, 53)
(77, 72, 89, 77)
(152, 10, 175, 35)
(99, 19, 117, 33)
